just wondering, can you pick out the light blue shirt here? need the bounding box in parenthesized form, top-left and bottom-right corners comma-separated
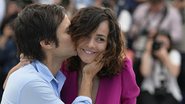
(1, 60, 92, 104)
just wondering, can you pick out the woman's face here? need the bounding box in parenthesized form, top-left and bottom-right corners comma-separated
(156, 34, 170, 49)
(77, 20, 109, 64)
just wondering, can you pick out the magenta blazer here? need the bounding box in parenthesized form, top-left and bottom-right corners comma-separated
(60, 58, 140, 104)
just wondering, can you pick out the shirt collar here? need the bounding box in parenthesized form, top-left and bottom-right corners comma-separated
(31, 60, 66, 85)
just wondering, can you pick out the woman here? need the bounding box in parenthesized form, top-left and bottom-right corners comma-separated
(139, 30, 182, 104)
(60, 7, 139, 104)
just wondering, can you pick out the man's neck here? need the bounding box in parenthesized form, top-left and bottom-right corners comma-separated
(42, 57, 64, 76)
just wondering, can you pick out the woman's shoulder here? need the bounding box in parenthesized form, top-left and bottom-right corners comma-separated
(170, 49, 180, 55)
(119, 57, 136, 77)
(122, 57, 133, 71)
(119, 57, 140, 98)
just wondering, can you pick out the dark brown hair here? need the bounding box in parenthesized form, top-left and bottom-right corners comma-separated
(149, 0, 164, 4)
(67, 6, 126, 77)
(14, 4, 65, 61)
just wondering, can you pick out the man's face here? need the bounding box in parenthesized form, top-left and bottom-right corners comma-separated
(52, 15, 77, 60)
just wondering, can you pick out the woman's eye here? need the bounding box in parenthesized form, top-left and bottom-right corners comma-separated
(96, 37, 106, 42)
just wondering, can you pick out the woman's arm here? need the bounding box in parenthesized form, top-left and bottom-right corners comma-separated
(121, 58, 140, 104)
(79, 54, 103, 98)
(140, 40, 153, 77)
(79, 61, 103, 97)
(155, 49, 181, 77)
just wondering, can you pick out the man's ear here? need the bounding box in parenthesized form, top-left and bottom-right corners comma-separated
(40, 40, 53, 49)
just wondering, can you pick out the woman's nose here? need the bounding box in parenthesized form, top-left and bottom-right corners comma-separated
(87, 38, 95, 48)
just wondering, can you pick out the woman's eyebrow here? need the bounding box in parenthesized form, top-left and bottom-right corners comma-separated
(96, 34, 107, 38)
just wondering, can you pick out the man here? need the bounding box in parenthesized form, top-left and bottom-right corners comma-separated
(1, 4, 101, 104)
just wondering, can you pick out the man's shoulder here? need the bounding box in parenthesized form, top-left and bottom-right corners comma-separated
(2, 64, 47, 104)
(8, 64, 45, 87)
(11, 64, 37, 77)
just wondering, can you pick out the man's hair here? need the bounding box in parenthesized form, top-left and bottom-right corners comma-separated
(67, 7, 126, 77)
(14, 4, 65, 61)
